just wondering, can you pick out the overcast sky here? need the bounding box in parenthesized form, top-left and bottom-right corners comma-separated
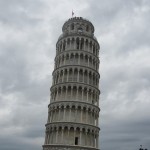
(0, 0, 150, 150)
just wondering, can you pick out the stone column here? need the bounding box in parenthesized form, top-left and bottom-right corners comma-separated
(77, 70, 80, 82)
(86, 109, 88, 124)
(48, 131, 50, 144)
(56, 90, 58, 101)
(87, 42, 89, 51)
(76, 87, 78, 100)
(51, 130, 53, 144)
(61, 128, 64, 144)
(60, 88, 62, 101)
(80, 39, 82, 50)
(83, 54, 85, 66)
(93, 112, 95, 125)
(89, 132, 91, 147)
(65, 87, 68, 100)
(83, 71, 85, 83)
(69, 107, 71, 121)
(91, 111, 93, 124)
(91, 44, 93, 53)
(93, 133, 95, 147)
(96, 134, 99, 148)
(85, 131, 88, 146)
(91, 91, 93, 103)
(58, 107, 61, 121)
(97, 93, 99, 106)
(81, 89, 84, 101)
(74, 128, 76, 144)
(71, 87, 73, 99)
(68, 127, 70, 144)
(87, 90, 89, 102)
(69, 39, 71, 49)
(75, 107, 78, 121)
(62, 71, 65, 82)
(80, 107, 83, 123)
(84, 40, 86, 50)
(80, 129, 82, 145)
(64, 56, 66, 65)
(74, 39, 76, 49)
(63, 106, 66, 121)
(97, 115, 99, 126)
(56, 129, 58, 143)
(44, 131, 47, 144)
(50, 110, 53, 122)
(67, 69, 69, 82)
(47, 112, 49, 123)
(65, 41, 67, 50)
(78, 54, 80, 65)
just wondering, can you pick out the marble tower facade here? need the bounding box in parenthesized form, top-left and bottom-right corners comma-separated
(43, 17, 100, 150)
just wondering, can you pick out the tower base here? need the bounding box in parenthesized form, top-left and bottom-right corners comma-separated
(43, 144, 99, 150)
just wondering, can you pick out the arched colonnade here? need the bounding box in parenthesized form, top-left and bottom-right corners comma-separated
(55, 51, 99, 71)
(53, 66, 100, 88)
(56, 37, 99, 57)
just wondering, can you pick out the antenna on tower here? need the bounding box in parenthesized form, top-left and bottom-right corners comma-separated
(72, 10, 74, 17)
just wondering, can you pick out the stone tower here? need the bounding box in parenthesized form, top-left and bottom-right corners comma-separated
(43, 17, 100, 150)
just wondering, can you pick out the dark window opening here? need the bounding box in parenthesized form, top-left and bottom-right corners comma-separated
(78, 27, 83, 33)
(76, 40, 79, 49)
(63, 45, 65, 51)
(86, 25, 89, 31)
(75, 137, 78, 145)
(71, 24, 74, 30)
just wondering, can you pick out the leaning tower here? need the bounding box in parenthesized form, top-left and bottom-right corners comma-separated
(43, 17, 100, 150)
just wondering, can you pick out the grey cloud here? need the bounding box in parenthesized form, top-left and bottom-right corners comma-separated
(0, 0, 45, 27)
(0, 0, 150, 150)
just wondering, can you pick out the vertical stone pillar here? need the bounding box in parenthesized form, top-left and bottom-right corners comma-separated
(50, 110, 53, 122)
(74, 128, 76, 144)
(96, 134, 99, 148)
(86, 109, 88, 124)
(75, 107, 78, 121)
(83, 70, 85, 82)
(87, 90, 89, 102)
(51, 130, 53, 144)
(97, 115, 99, 126)
(81, 89, 84, 101)
(80, 129, 82, 145)
(44, 131, 47, 144)
(69, 106, 71, 121)
(63, 106, 66, 121)
(80, 107, 83, 123)
(85, 130, 88, 146)
(55, 129, 58, 143)
(67, 69, 69, 82)
(71, 87, 73, 99)
(77, 70, 80, 82)
(74, 38, 76, 49)
(58, 107, 61, 121)
(56, 90, 58, 101)
(65, 87, 68, 100)
(68, 127, 70, 144)
(61, 128, 64, 144)
(83, 40, 86, 50)
(76, 87, 78, 100)
(48, 131, 51, 144)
